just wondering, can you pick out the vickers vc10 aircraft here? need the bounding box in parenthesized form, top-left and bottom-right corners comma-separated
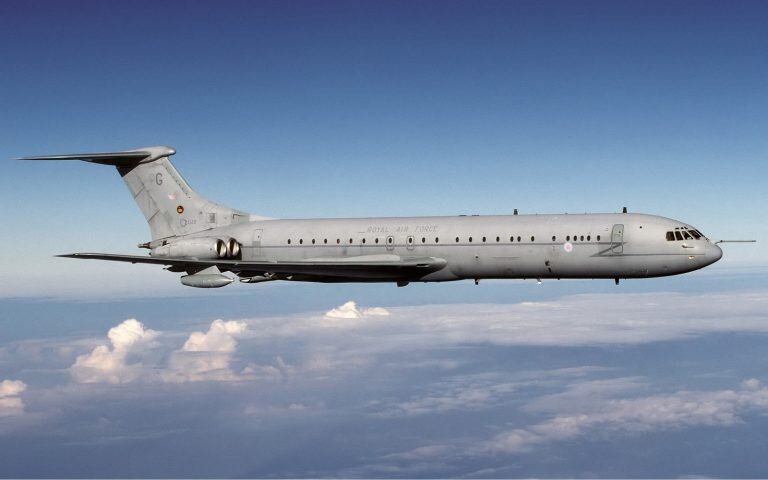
(21, 146, 748, 288)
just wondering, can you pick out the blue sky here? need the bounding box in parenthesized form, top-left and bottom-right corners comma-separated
(1, 1, 768, 477)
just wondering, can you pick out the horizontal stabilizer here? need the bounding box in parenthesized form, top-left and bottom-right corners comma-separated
(16, 146, 175, 165)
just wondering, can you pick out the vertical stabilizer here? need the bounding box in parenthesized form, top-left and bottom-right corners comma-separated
(18, 146, 251, 240)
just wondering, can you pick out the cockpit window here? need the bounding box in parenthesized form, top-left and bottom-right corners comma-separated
(674, 231, 684, 241)
(666, 231, 675, 241)
(682, 230, 693, 240)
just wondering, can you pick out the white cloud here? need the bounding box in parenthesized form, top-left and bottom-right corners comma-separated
(481, 378, 768, 454)
(163, 320, 250, 383)
(182, 319, 247, 353)
(70, 319, 159, 384)
(0, 379, 27, 417)
(324, 301, 390, 320)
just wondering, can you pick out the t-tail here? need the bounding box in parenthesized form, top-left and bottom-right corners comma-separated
(18, 146, 250, 241)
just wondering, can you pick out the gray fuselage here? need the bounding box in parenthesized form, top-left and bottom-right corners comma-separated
(195, 212, 723, 283)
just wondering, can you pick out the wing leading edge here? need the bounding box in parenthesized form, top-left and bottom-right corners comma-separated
(57, 253, 447, 280)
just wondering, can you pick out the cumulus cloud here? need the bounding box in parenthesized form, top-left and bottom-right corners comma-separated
(163, 320, 250, 383)
(324, 301, 390, 320)
(70, 319, 159, 384)
(482, 379, 768, 454)
(182, 319, 247, 353)
(0, 379, 27, 417)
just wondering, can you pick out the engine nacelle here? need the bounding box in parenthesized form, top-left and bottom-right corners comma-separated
(151, 238, 227, 259)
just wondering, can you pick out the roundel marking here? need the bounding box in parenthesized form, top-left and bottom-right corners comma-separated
(176, 205, 184, 214)
(563, 242, 573, 253)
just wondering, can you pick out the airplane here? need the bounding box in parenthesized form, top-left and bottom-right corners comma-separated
(19, 145, 752, 288)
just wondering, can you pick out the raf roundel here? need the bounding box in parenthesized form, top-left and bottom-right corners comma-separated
(563, 242, 573, 253)
(176, 205, 184, 215)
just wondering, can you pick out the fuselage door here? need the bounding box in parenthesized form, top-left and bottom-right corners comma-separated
(610, 224, 624, 254)
(248, 228, 263, 259)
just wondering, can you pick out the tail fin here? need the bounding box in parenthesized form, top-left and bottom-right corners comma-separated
(18, 146, 250, 240)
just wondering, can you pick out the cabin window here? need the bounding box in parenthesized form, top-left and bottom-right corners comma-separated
(324, 238, 328, 244)
(287, 239, 291, 245)
(300, 239, 304, 244)
(482, 236, 486, 242)
(517, 236, 521, 242)
(422, 237, 426, 243)
(510, 236, 514, 242)
(531, 236, 535, 242)
(375, 238, 379, 244)
(675, 231, 684, 241)
(407, 237, 413, 244)
(552, 236, 556, 241)
(469, 237, 473, 243)
(580, 235, 584, 241)
(597, 235, 601, 241)
(362, 238, 366, 244)
(387, 237, 393, 244)
(456, 237, 460, 243)
(349, 238, 353, 244)
(336, 238, 340, 244)
(496, 236, 500, 242)
(435, 237, 439, 243)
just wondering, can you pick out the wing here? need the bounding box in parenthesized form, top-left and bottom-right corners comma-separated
(57, 253, 447, 280)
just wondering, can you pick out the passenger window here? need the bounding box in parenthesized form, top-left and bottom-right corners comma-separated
(349, 238, 353, 244)
(362, 238, 366, 244)
(482, 236, 486, 242)
(407, 237, 413, 244)
(299, 239, 303, 244)
(324, 239, 328, 244)
(469, 237, 473, 243)
(674, 231, 683, 241)
(531, 236, 535, 242)
(435, 237, 439, 243)
(312, 239, 316, 244)
(682, 231, 692, 240)
(455, 237, 460, 243)
(375, 238, 379, 244)
(517, 236, 521, 242)
(336, 239, 340, 244)
(510, 236, 514, 242)
(496, 236, 500, 242)
(597, 235, 601, 241)
(552, 236, 556, 241)
(587, 235, 591, 241)
(287, 239, 291, 245)
(422, 237, 426, 243)
(387, 237, 393, 244)
(566, 236, 570, 241)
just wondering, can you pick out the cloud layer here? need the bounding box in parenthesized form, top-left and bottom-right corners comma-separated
(482, 378, 768, 453)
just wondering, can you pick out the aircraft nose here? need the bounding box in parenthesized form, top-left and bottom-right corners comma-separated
(706, 243, 723, 264)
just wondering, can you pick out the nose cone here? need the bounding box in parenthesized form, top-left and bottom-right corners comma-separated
(706, 243, 723, 265)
